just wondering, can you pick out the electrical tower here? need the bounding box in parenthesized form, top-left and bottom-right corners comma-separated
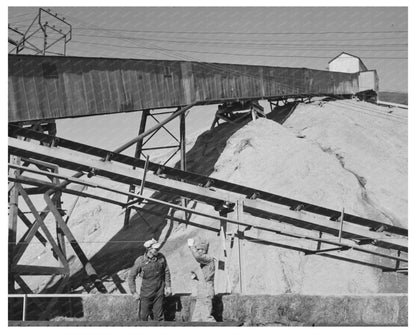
(8, 8, 72, 56)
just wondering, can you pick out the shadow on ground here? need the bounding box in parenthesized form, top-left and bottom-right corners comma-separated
(50, 116, 253, 296)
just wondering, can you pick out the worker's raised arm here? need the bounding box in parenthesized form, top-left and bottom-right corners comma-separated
(189, 245, 214, 265)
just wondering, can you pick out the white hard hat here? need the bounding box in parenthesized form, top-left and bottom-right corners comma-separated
(144, 238, 160, 249)
(151, 242, 161, 250)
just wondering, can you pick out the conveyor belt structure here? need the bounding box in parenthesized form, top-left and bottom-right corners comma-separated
(8, 125, 408, 268)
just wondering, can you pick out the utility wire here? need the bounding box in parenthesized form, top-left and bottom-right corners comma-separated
(64, 14, 308, 92)
(69, 40, 408, 60)
(72, 27, 408, 35)
(11, 24, 408, 43)
(70, 39, 407, 54)
(73, 33, 408, 48)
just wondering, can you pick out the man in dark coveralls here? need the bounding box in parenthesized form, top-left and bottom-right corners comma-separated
(128, 238, 172, 321)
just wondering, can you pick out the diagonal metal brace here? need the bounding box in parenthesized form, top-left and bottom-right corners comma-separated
(305, 245, 351, 255)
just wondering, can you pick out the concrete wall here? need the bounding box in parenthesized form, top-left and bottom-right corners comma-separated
(77, 293, 407, 326)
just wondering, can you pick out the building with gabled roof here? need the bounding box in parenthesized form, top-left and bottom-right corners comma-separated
(329, 52, 368, 73)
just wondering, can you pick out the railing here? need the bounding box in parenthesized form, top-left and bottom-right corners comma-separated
(8, 293, 132, 321)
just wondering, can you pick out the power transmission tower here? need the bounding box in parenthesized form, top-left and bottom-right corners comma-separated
(8, 7, 72, 55)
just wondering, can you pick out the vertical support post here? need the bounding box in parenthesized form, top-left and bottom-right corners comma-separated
(54, 180, 66, 260)
(219, 216, 230, 293)
(251, 106, 256, 122)
(316, 231, 323, 251)
(180, 111, 186, 172)
(22, 294, 27, 321)
(124, 109, 149, 229)
(236, 200, 243, 294)
(8, 156, 20, 293)
(139, 155, 150, 196)
(179, 112, 188, 218)
(395, 250, 401, 270)
(338, 208, 345, 244)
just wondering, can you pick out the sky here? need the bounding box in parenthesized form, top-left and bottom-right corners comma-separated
(8, 6, 408, 92)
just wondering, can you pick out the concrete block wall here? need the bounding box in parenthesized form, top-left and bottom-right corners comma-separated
(81, 293, 407, 326)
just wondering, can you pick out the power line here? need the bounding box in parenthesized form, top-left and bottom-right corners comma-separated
(64, 14, 309, 92)
(64, 13, 407, 97)
(73, 33, 408, 48)
(73, 27, 408, 36)
(11, 24, 408, 43)
(25, 34, 407, 52)
(70, 39, 407, 54)
(70, 40, 408, 60)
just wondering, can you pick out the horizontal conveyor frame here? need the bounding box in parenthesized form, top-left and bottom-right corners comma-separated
(8, 139, 407, 253)
(9, 125, 408, 237)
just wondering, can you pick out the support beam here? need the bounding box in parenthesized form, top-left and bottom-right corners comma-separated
(243, 199, 407, 253)
(124, 109, 149, 229)
(17, 209, 48, 247)
(8, 138, 232, 206)
(8, 140, 407, 253)
(305, 246, 350, 255)
(9, 124, 408, 239)
(236, 200, 244, 294)
(241, 229, 400, 272)
(15, 184, 69, 270)
(10, 167, 408, 265)
(43, 191, 107, 293)
(12, 265, 67, 276)
(8, 157, 20, 293)
(12, 175, 124, 206)
(180, 112, 186, 172)
(114, 103, 197, 154)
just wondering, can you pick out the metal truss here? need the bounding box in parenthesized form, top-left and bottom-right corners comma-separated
(8, 7, 72, 56)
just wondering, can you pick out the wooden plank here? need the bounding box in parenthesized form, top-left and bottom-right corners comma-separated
(243, 199, 407, 252)
(13, 265, 67, 276)
(8, 137, 232, 206)
(12, 175, 125, 207)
